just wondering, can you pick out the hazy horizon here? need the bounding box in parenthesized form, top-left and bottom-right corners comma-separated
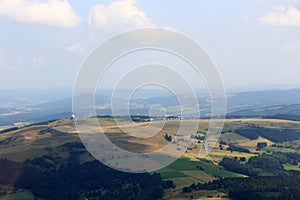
(1, 0, 300, 90)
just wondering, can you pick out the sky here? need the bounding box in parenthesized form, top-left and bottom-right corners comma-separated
(1, 0, 300, 90)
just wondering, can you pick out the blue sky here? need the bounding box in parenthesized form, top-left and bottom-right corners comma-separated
(1, 0, 300, 90)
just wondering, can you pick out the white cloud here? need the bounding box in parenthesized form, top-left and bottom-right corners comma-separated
(32, 57, 45, 66)
(259, 6, 300, 26)
(88, 0, 155, 32)
(0, 0, 81, 28)
(66, 44, 86, 53)
(285, 43, 300, 54)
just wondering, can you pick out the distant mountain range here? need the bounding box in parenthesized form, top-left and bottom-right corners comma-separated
(227, 104, 300, 120)
(0, 88, 300, 126)
(226, 89, 300, 112)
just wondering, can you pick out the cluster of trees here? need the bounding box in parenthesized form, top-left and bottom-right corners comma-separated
(0, 159, 22, 186)
(5, 152, 165, 200)
(182, 149, 300, 199)
(163, 180, 176, 189)
(272, 152, 300, 166)
(183, 175, 300, 200)
(164, 134, 172, 142)
(220, 151, 300, 178)
(26, 119, 58, 127)
(256, 142, 267, 150)
(220, 157, 260, 176)
(0, 127, 19, 134)
(194, 135, 205, 140)
(62, 142, 85, 149)
(0, 137, 13, 145)
(220, 153, 288, 177)
(271, 143, 300, 150)
(130, 115, 151, 122)
(235, 127, 300, 142)
(248, 154, 283, 171)
(263, 114, 300, 121)
(0, 119, 60, 136)
(227, 144, 251, 153)
(235, 128, 260, 140)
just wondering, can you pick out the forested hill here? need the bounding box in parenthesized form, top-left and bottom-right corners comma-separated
(228, 104, 300, 120)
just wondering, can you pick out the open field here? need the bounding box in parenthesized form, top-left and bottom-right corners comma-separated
(208, 150, 257, 161)
(0, 123, 79, 162)
(164, 189, 227, 200)
(284, 163, 300, 171)
(1, 117, 299, 164)
(1, 117, 300, 199)
(238, 137, 273, 152)
(157, 157, 240, 193)
(220, 133, 250, 144)
(1, 117, 299, 152)
(260, 145, 300, 154)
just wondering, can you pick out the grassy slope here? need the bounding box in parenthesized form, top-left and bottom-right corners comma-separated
(0, 189, 42, 200)
(157, 157, 240, 191)
(284, 163, 300, 171)
(1, 118, 300, 199)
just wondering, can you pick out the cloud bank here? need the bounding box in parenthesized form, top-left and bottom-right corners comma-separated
(259, 6, 300, 26)
(88, 0, 155, 33)
(0, 0, 80, 28)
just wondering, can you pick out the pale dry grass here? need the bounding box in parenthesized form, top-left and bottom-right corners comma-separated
(238, 137, 273, 152)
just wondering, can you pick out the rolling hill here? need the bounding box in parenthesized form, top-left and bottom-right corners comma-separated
(228, 104, 300, 120)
